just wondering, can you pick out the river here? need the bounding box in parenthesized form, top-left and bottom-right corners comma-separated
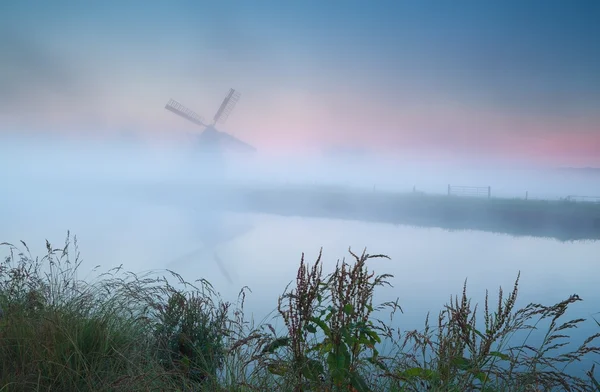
(2, 193, 598, 373)
(2, 142, 599, 378)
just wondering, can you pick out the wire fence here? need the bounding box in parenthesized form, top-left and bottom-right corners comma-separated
(566, 195, 600, 203)
(447, 185, 491, 199)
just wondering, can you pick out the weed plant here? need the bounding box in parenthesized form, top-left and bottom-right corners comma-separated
(0, 234, 599, 391)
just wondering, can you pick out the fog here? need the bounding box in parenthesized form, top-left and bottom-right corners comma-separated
(4, 133, 600, 198)
(2, 132, 600, 378)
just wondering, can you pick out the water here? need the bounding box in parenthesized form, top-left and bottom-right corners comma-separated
(2, 141, 599, 379)
(2, 192, 598, 336)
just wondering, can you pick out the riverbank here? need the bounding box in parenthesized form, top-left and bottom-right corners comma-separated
(9, 167, 600, 242)
(0, 236, 598, 391)
(236, 186, 600, 241)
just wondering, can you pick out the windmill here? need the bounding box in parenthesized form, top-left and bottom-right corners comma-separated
(163, 89, 256, 284)
(165, 88, 256, 154)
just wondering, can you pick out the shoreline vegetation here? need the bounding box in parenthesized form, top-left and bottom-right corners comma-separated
(123, 180, 600, 241)
(1, 234, 599, 391)
(235, 186, 600, 242)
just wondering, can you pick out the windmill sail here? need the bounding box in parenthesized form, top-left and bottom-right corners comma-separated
(213, 88, 241, 125)
(165, 99, 206, 127)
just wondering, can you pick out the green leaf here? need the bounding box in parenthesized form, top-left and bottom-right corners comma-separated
(488, 351, 510, 361)
(262, 337, 289, 354)
(305, 323, 317, 333)
(181, 355, 190, 368)
(367, 329, 381, 344)
(343, 303, 354, 315)
(341, 326, 353, 344)
(302, 358, 324, 381)
(327, 353, 339, 374)
(327, 346, 351, 373)
(267, 361, 288, 376)
(358, 335, 372, 346)
(310, 316, 331, 335)
(451, 356, 472, 371)
(350, 371, 372, 392)
(473, 370, 489, 383)
(398, 367, 436, 380)
(328, 352, 349, 385)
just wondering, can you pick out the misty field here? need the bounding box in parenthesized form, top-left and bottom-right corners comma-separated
(1, 234, 599, 392)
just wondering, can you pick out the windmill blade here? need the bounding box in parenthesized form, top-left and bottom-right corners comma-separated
(165, 99, 207, 127)
(213, 88, 241, 125)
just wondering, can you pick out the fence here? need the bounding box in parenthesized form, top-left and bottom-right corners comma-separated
(448, 184, 491, 199)
(565, 195, 600, 203)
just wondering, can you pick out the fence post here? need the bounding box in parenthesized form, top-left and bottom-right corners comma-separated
(447, 184, 451, 196)
(488, 186, 491, 199)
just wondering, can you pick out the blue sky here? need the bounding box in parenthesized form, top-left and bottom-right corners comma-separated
(1, 0, 599, 165)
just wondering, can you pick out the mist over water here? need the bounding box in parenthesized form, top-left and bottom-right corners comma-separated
(2, 135, 600, 377)
(6, 133, 600, 196)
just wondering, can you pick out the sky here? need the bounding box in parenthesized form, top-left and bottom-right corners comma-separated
(1, 0, 599, 167)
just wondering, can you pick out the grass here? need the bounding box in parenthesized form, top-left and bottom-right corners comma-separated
(239, 186, 600, 241)
(1, 233, 599, 391)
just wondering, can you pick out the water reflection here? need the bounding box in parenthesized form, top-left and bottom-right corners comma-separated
(2, 190, 599, 375)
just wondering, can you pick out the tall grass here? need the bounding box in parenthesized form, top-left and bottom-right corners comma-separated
(0, 233, 599, 391)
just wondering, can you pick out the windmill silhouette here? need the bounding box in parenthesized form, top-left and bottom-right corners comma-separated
(163, 89, 256, 284)
(165, 88, 256, 155)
